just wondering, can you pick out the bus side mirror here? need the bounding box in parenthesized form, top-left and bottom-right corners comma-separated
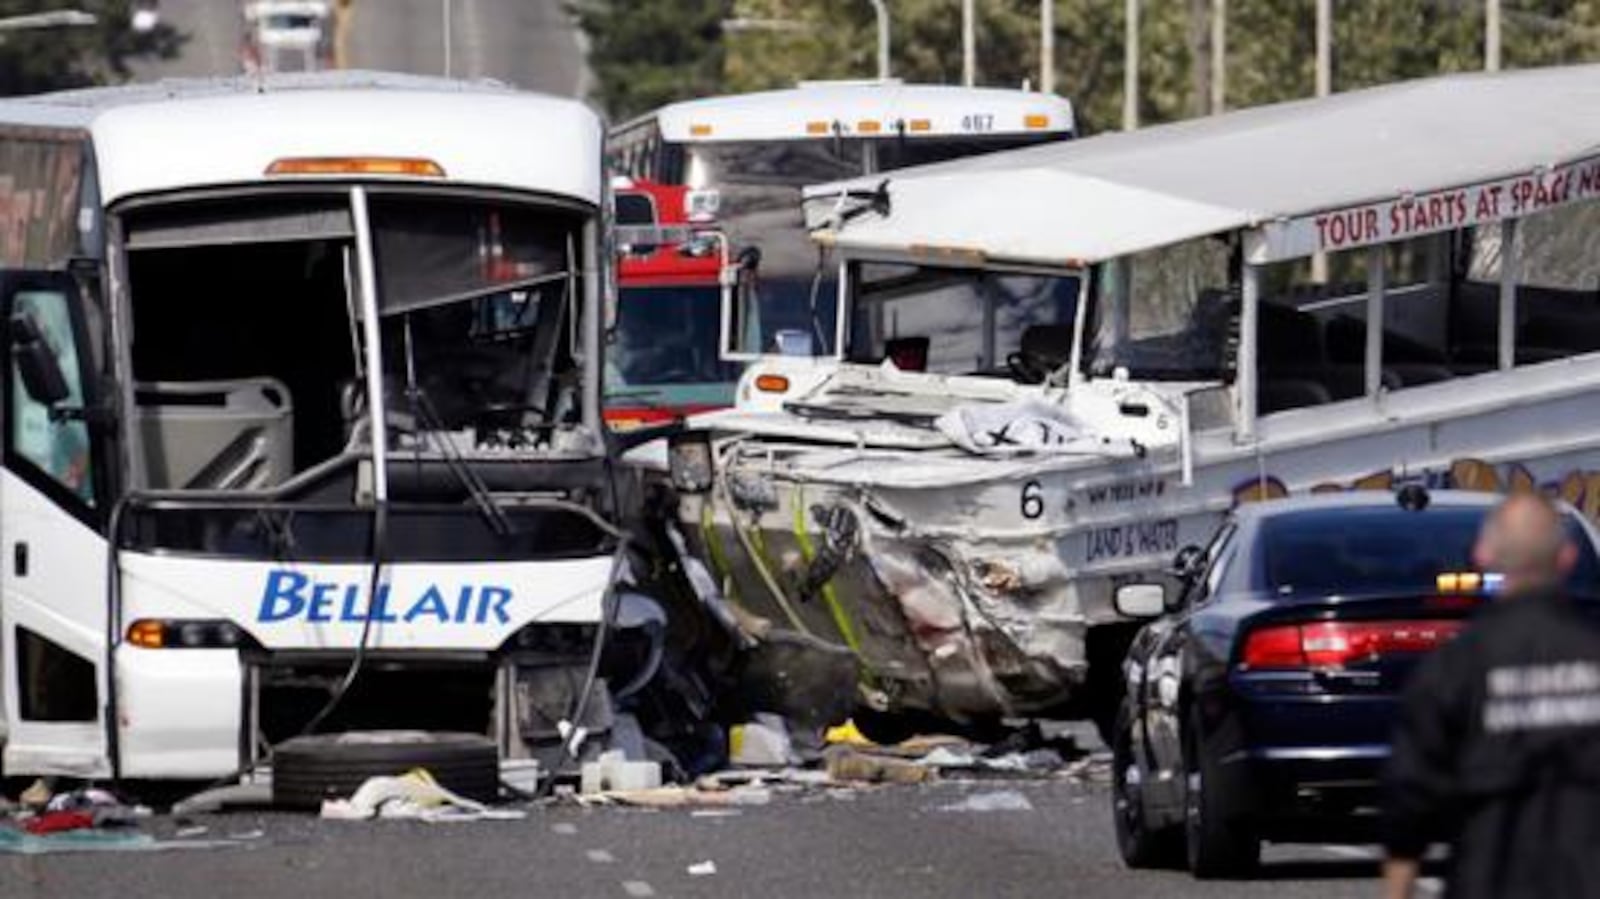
(1113, 583, 1166, 619)
(10, 311, 69, 407)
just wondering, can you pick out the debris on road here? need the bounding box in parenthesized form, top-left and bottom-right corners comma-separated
(729, 714, 799, 767)
(687, 860, 718, 877)
(580, 751, 663, 795)
(938, 790, 1035, 813)
(171, 782, 274, 817)
(824, 747, 937, 785)
(319, 769, 526, 822)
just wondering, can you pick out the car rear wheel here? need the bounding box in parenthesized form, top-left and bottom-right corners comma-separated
(1182, 715, 1260, 879)
(1111, 709, 1183, 869)
(272, 730, 500, 810)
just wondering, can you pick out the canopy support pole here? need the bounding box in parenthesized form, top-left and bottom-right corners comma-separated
(1235, 262, 1259, 443)
(1498, 218, 1518, 371)
(1365, 244, 1386, 398)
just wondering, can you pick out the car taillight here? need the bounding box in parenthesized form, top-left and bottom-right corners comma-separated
(1241, 619, 1465, 670)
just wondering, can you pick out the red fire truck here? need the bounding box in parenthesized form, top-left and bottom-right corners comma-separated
(605, 179, 743, 429)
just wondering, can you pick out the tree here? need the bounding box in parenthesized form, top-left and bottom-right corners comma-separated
(717, 0, 1600, 134)
(0, 1, 184, 96)
(573, 0, 733, 120)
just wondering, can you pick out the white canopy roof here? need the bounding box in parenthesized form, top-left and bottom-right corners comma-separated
(804, 65, 1600, 267)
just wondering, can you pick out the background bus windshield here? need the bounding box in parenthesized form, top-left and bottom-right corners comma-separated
(676, 133, 1067, 357)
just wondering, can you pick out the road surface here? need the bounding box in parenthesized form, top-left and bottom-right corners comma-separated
(130, 0, 589, 98)
(0, 778, 1432, 899)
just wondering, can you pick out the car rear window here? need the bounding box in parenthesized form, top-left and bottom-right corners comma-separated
(1260, 506, 1600, 597)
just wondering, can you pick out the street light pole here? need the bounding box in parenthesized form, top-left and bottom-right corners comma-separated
(868, 0, 890, 80)
(1211, 0, 1226, 114)
(1312, 0, 1332, 282)
(1485, 0, 1502, 71)
(442, 0, 453, 78)
(1123, 0, 1139, 129)
(962, 0, 975, 87)
(1040, 0, 1055, 94)
(0, 10, 96, 31)
(1315, 0, 1331, 100)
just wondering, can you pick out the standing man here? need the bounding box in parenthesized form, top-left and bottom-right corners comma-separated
(1383, 492, 1600, 899)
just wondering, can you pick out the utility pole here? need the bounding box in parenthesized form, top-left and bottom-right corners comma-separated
(962, 0, 976, 87)
(1211, 0, 1226, 114)
(1123, 0, 1139, 129)
(1315, 0, 1331, 101)
(1041, 0, 1055, 94)
(1311, 0, 1332, 281)
(442, 0, 453, 78)
(868, 0, 890, 80)
(1485, 0, 1502, 71)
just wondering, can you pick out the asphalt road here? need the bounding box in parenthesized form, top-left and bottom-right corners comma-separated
(129, 0, 589, 97)
(0, 777, 1422, 899)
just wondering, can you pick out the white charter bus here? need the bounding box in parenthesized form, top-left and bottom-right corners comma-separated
(656, 65, 1600, 739)
(0, 72, 648, 791)
(606, 82, 1076, 408)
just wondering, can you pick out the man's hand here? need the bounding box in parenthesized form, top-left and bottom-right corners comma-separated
(1383, 857, 1419, 899)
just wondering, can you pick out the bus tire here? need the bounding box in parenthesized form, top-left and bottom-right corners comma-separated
(272, 730, 499, 810)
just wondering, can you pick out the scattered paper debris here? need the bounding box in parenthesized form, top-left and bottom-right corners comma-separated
(825, 748, 936, 785)
(687, 860, 718, 876)
(319, 769, 526, 822)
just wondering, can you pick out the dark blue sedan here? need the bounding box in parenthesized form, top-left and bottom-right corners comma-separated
(1110, 487, 1600, 878)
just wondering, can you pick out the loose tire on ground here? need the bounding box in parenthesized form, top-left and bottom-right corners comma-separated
(272, 730, 500, 810)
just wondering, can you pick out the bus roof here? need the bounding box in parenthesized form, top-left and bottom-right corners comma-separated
(804, 64, 1600, 268)
(0, 70, 602, 206)
(638, 81, 1074, 143)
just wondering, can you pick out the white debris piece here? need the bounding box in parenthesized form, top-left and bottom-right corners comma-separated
(730, 714, 797, 767)
(687, 860, 718, 877)
(580, 751, 663, 795)
(938, 790, 1035, 813)
(319, 769, 525, 822)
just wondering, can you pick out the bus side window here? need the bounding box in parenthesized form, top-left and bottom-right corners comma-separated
(8, 288, 94, 505)
(1500, 197, 1600, 366)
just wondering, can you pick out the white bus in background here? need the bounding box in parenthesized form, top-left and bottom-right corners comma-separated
(243, 0, 331, 74)
(0, 71, 659, 795)
(609, 81, 1076, 364)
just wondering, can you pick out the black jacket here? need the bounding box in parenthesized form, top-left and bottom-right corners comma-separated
(1383, 588, 1600, 899)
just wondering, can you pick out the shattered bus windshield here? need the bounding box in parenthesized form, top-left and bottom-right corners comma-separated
(124, 190, 584, 492)
(850, 263, 1081, 377)
(370, 194, 583, 432)
(1086, 237, 1234, 381)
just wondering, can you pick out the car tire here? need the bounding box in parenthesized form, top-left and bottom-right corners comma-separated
(272, 730, 500, 810)
(1182, 714, 1260, 879)
(1111, 707, 1184, 869)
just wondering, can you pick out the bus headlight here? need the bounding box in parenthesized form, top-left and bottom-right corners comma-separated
(127, 619, 248, 649)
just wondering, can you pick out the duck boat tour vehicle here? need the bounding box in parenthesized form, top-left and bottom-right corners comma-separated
(0, 71, 673, 791)
(645, 65, 1600, 738)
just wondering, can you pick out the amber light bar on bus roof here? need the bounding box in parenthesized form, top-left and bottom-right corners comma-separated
(265, 157, 447, 177)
